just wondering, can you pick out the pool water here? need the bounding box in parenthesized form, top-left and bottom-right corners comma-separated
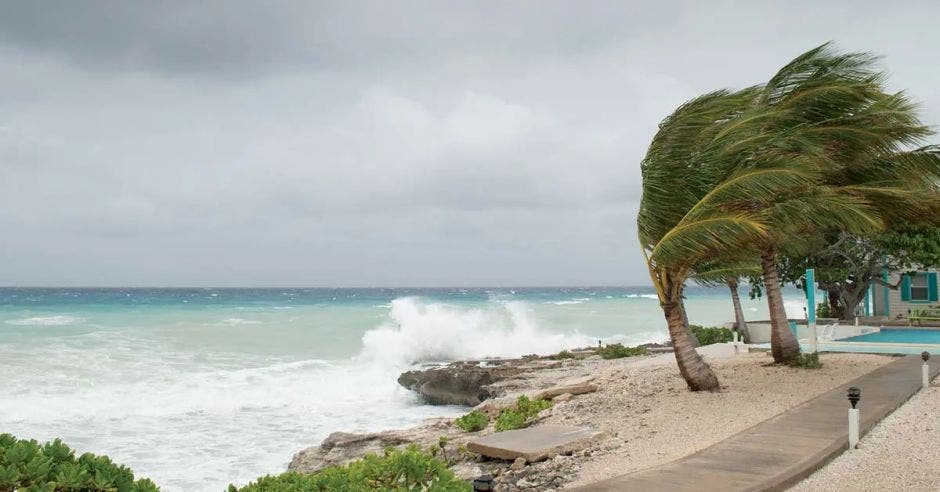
(839, 329, 940, 344)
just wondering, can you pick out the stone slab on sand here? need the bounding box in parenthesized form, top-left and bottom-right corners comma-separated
(466, 425, 604, 462)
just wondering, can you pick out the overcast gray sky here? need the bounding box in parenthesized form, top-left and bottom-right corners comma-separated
(1, 1, 938, 287)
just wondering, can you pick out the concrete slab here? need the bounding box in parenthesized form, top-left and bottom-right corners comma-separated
(466, 425, 604, 462)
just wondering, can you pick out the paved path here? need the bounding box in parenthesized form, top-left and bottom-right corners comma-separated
(572, 355, 939, 492)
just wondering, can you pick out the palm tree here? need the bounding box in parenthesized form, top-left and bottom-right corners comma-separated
(638, 88, 808, 391)
(639, 44, 939, 388)
(704, 44, 935, 363)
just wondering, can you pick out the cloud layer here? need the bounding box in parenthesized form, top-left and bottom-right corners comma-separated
(1, 1, 938, 286)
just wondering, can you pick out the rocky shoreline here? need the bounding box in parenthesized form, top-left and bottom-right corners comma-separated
(288, 347, 895, 491)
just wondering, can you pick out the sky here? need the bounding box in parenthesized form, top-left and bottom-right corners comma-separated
(1, 1, 939, 287)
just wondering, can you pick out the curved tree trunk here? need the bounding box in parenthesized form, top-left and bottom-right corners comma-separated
(679, 292, 700, 347)
(662, 299, 719, 391)
(761, 244, 801, 363)
(727, 277, 749, 343)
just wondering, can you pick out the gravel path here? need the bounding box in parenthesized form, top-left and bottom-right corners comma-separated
(791, 385, 940, 491)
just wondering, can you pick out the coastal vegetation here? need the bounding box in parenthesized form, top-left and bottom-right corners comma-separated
(596, 343, 648, 359)
(494, 396, 552, 432)
(690, 325, 735, 346)
(231, 445, 470, 491)
(0, 434, 159, 492)
(453, 410, 489, 432)
(638, 42, 940, 390)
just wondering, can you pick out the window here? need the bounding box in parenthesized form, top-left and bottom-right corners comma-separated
(911, 274, 929, 301)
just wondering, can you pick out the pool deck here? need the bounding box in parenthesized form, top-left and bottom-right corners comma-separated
(571, 355, 939, 492)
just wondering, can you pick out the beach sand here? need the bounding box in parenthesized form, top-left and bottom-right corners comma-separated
(531, 349, 895, 488)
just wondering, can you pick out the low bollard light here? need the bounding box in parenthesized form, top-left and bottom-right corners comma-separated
(847, 387, 861, 448)
(473, 474, 494, 491)
(923, 352, 931, 389)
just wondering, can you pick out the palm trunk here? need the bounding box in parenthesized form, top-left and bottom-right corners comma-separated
(761, 244, 800, 363)
(679, 294, 700, 347)
(662, 299, 719, 391)
(727, 277, 749, 343)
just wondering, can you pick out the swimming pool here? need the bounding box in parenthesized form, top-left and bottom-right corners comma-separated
(838, 328, 940, 344)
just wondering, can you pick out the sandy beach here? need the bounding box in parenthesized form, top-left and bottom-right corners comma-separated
(532, 349, 895, 488)
(289, 347, 897, 490)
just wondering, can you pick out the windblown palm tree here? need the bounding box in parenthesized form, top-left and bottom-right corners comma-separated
(639, 43, 939, 388)
(727, 45, 938, 362)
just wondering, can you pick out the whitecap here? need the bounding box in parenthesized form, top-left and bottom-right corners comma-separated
(5, 315, 86, 326)
(625, 294, 659, 300)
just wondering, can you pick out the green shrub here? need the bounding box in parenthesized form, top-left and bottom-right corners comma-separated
(494, 410, 527, 432)
(690, 325, 734, 346)
(453, 410, 488, 432)
(790, 352, 822, 369)
(230, 445, 470, 491)
(551, 349, 576, 360)
(0, 433, 159, 492)
(494, 395, 552, 432)
(596, 343, 648, 359)
(816, 302, 833, 318)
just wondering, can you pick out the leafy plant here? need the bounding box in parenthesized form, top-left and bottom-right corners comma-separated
(230, 445, 470, 491)
(690, 326, 735, 346)
(494, 396, 552, 432)
(816, 302, 833, 318)
(790, 352, 823, 369)
(551, 350, 576, 360)
(596, 343, 648, 359)
(453, 410, 488, 432)
(0, 434, 159, 492)
(494, 410, 527, 432)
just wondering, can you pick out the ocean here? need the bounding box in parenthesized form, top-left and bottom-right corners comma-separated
(0, 287, 804, 490)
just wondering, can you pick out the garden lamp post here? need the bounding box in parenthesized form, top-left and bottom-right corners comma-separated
(847, 387, 861, 448)
(922, 352, 931, 389)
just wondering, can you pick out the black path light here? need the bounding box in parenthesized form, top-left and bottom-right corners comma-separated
(472, 475, 494, 491)
(847, 387, 861, 449)
(923, 352, 931, 389)
(847, 387, 861, 409)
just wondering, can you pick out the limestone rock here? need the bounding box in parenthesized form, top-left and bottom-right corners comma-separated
(533, 378, 598, 400)
(511, 457, 527, 470)
(466, 425, 604, 462)
(397, 361, 523, 406)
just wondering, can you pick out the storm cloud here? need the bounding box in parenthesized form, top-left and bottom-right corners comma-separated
(1, 1, 938, 286)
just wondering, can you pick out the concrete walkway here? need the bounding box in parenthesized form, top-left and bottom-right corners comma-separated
(572, 355, 938, 492)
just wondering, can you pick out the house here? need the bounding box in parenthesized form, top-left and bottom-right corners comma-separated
(870, 269, 939, 319)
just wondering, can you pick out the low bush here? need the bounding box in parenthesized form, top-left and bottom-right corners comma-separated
(596, 343, 648, 359)
(494, 395, 552, 432)
(0, 433, 159, 492)
(790, 352, 822, 369)
(230, 445, 470, 491)
(815, 302, 833, 319)
(453, 410, 488, 432)
(550, 349, 576, 360)
(690, 325, 734, 346)
(494, 410, 527, 432)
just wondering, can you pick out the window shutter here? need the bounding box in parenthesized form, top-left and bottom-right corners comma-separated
(930, 272, 938, 302)
(901, 274, 912, 302)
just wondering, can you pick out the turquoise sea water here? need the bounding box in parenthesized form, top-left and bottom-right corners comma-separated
(0, 287, 803, 490)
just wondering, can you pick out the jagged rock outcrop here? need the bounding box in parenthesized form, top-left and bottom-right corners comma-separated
(398, 359, 564, 406)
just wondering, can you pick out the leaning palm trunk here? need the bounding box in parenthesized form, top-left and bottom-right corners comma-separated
(727, 277, 749, 342)
(662, 297, 718, 391)
(679, 292, 700, 347)
(760, 244, 800, 363)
